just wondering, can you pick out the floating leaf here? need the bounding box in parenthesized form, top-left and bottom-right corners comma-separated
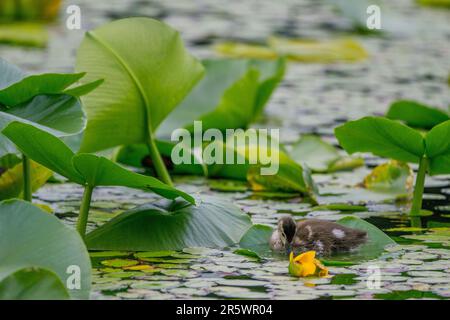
(100, 259, 139, 268)
(268, 37, 367, 63)
(311, 204, 367, 212)
(86, 196, 252, 251)
(0, 200, 91, 299)
(0, 23, 48, 47)
(214, 42, 278, 60)
(233, 248, 262, 261)
(215, 38, 367, 63)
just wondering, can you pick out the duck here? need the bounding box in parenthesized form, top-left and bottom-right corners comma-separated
(270, 216, 368, 256)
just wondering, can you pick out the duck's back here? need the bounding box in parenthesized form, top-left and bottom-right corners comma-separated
(295, 219, 367, 255)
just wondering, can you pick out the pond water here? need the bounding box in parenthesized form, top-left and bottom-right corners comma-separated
(2, 0, 450, 300)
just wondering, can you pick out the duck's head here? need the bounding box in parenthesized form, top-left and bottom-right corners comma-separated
(277, 216, 297, 253)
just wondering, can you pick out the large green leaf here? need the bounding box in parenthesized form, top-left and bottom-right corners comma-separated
(75, 17, 204, 152)
(425, 120, 450, 175)
(290, 135, 363, 173)
(335, 116, 425, 163)
(85, 196, 252, 251)
(386, 100, 450, 129)
(0, 58, 101, 157)
(2, 122, 195, 203)
(0, 267, 70, 300)
(158, 58, 285, 137)
(337, 216, 396, 261)
(0, 200, 91, 299)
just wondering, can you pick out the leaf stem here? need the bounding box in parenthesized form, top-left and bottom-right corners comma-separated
(410, 156, 428, 216)
(77, 185, 94, 238)
(22, 154, 32, 202)
(146, 132, 173, 187)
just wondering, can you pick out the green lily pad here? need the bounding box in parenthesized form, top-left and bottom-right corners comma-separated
(100, 259, 139, 268)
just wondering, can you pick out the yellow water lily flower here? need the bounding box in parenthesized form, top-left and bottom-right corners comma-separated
(288, 251, 329, 277)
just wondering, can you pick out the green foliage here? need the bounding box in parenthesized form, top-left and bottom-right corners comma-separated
(0, 200, 91, 299)
(363, 160, 414, 194)
(0, 58, 101, 157)
(215, 37, 368, 62)
(335, 116, 450, 214)
(158, 58, 285, 137)
(75, 17, 204, 153)
(0, 159, 52, 200)
(386, 100, 450, 130)
(289, 135, 363, 173)
(335, 116, 425, 163)
(85, 197, 252, 251)
(0, 267, 70, 300)
(336, 116, 450, 175)
(2, 122, 194, 203)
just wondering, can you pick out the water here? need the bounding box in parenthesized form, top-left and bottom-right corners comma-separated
(2, 0, 450, 299)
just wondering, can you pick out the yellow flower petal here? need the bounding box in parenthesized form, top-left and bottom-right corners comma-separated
(300, 261, 316, 277)
(295, 251, 316, 264)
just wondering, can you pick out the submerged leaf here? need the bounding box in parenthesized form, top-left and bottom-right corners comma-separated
(86, 196, 252, 251)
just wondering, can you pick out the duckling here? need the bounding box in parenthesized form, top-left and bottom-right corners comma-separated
(270, 216, 367, 256)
